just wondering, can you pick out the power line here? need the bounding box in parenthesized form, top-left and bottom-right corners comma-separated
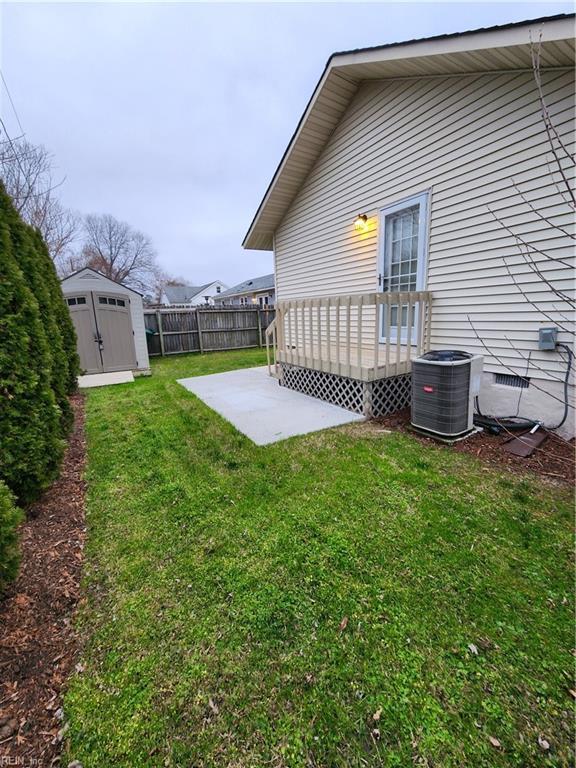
(0, 114, 29, 186)
(0, 69, 25, 136)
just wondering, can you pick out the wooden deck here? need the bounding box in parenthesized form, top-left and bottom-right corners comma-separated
(266, 291, 432, 382)
(277, 341, 415, 381)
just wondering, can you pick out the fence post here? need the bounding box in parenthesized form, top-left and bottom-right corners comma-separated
(156, 310, 165, 356)
(257, 308, 263, 347)
(197, 308, 204, 353)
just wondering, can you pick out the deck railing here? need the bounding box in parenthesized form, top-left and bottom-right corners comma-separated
(271, 291, 432, 382)
(265, 318, 278, 377)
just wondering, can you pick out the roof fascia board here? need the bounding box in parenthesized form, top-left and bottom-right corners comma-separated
(330, 16, 573, 69)
(242, 14, 574, 251)
(242, 63, 343, 249)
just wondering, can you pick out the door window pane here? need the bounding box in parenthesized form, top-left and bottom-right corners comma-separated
(98, 296, 107, 304)
(381, 196, 425, 340)
(67, 297, 77, 306)
(77, 297, 86, 305)
(384, 204, 419, 294)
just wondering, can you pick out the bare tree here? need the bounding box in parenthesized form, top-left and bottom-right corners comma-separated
(78, 213, 159, 292)
(0, 138, 80, 261)
(468, 34, 574, 430)
(487, 37, 574, 336)
(33, 197, 80, 266)
(147, 271, 190, 305)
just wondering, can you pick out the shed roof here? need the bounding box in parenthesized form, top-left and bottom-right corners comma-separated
(217, 273, 275, 298)
(60, 267, 143, 296)
(242, 14, 575, 251)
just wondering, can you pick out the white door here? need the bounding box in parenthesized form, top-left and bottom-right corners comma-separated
(378, 192, 429, 343)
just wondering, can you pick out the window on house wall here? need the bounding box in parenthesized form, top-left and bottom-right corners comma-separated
(379, 192, 429, 342)
(216, 285, 221, 293)
(258, 295, 269, 307)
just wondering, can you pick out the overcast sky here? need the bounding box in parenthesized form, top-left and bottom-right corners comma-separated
(1, 1, 572, 287)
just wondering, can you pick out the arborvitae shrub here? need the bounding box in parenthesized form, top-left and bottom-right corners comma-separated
(0, 185, 64, 503)
(0, 480, 23, 593)
(10, 219, 73, 431)
(30, 230, 79, 396)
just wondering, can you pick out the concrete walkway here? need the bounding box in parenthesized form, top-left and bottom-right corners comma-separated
(178, 366, 363, 445)
(78, 371, 135, 388)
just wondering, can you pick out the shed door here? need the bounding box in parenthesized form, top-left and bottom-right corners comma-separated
(66, 291, 136, 374)
(93, 293, 137, 372)
(66, 293, 103, 374)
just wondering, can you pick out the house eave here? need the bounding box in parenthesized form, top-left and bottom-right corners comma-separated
(242, 13, 575, 252)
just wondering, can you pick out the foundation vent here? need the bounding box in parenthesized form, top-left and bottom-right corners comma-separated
(494, 373, 530, 389)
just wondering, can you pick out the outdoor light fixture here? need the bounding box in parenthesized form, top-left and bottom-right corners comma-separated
(354, 213, 368, 232)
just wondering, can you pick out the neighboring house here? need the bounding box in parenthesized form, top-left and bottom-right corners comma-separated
(161, 280, 228, 306)
(214, 274, 275, 307)
(61, 268, 150, 376)
(243, 15, 575, 437)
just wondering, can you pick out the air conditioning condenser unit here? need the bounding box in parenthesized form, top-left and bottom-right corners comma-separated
(411, 350, 483, 438)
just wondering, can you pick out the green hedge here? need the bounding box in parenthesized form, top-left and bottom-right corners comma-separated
(0, 481, 23, 593)
(30, 229, 79, 395)
(0, 182, 77, 507)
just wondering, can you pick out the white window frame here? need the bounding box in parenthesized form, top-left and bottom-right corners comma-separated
(377, 191, 429, 344)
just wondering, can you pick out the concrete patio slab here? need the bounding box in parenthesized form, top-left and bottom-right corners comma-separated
(78, 371, 135, 388)
(178, 366, 364, 445)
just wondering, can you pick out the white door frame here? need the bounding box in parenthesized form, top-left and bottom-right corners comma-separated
(377, 191, 429, 344)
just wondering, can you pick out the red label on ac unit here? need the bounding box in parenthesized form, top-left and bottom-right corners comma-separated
(423, 385, 434, 393)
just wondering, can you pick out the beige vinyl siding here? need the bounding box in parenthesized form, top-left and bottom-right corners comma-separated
(275, 69, 574, 379)
(244, 21, 574, 250)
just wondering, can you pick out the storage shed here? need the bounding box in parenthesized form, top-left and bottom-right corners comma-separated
(61, 268, 150, 376)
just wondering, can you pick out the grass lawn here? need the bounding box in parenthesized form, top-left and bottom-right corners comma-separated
(66, 349, 574, 767)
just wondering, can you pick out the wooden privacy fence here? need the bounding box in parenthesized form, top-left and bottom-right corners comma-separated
(144, 306, 276, 356)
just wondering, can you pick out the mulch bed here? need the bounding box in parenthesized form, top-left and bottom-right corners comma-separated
(376, 408, 575, 485)
(0, 394, 86, 767)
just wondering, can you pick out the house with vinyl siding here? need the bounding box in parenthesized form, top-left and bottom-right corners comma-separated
(214, 274, 276, 307)
(243, 14, 575, 438)
(161, 280, 228, 306)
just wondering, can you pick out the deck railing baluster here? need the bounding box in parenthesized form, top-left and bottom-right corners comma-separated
(272, 290, 432, 379)
(345, 297, 351, 378)
(357, 296, 363, 374)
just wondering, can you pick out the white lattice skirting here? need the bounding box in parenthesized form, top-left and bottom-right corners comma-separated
(279, 364, 411, 418)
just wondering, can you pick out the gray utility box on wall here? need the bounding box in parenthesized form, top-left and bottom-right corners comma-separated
(411, 350, 484, 438)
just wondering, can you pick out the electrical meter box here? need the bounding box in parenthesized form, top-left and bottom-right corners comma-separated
(538, 327, 558, 351)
